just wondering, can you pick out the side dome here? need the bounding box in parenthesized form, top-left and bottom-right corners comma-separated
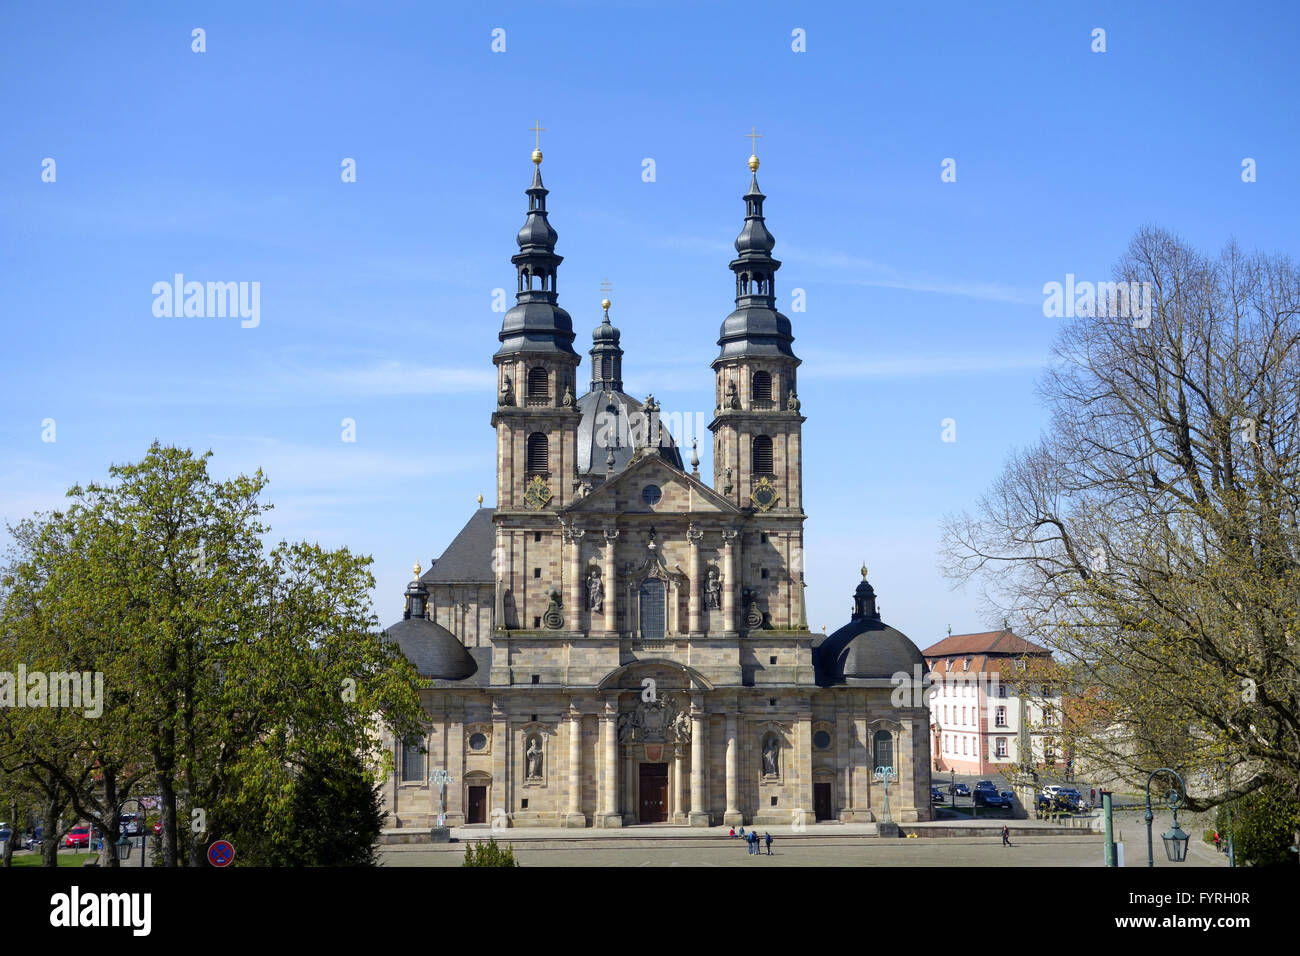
(382, 568, 477, 681)
(814, 569, 925, 685)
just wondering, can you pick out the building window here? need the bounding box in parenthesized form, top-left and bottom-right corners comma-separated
(995, 706, 1007, 727)
(760, 568, 769, 579)
(943, 705, 948, 722)
(639, 578, 666, 639)
(752, 370, 772, 405)
(526, 366, 549, 404)
(401, 737, 425, 782)
(995, 737, 1007, 757)
(997, 683, 1008, 698)
(468, 732, 488, 752)
(752, 435, 774, 477)
(813, 729, 831, 750)
(526, 432, 549, 478)
(533, 567, 541, 578)
(962, 657, 970, 671)
(534, 531, 542, 542)
(1043, 706, 1055, 726)
(962, 737, 968, 755)
(961, 707, 966, 724)
(872, 730, 893, 770)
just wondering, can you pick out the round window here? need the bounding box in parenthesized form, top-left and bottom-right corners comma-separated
(813, 730, 831, 750)
(468, 732, 488, 752)
(641, 484, 662, 506)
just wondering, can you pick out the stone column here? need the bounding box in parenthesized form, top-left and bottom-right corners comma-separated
(687, 524, 703, 634)
(689, 701, 709, 827)
(565, 708, 584, 827)
(724, 711, 740, 826)
(674, 746, 687, 824)
(624, 748, 635, 824)
(597, 704, 621, 827)
(603, 526, 619, 633)
(721, 529, 738, 632)
(565, 525, 584, 632)
(492, 705, 509, 829)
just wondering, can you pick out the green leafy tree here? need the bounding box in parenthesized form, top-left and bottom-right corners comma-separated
(1218, 783, 1300, 867)
(1, 444, 426, 866)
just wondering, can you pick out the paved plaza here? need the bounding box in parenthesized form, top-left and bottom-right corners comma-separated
(380, 824, 1231, 867)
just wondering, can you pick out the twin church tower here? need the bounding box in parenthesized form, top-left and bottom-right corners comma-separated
(378, 134, 930, 830)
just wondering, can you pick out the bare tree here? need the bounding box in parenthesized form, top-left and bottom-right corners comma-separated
(942, 228, 1300, 827)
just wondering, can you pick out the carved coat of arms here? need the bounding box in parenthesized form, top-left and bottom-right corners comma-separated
(617, 694, 691, 745)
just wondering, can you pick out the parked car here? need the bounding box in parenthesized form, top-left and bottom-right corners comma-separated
(65, 826, 92, 848)
(999, 790, 1016, 804)
(952, 783, 971, 796)
(931, 786, 945, 803)
(1042, 784, 1065, 798)
(974, 781, 998, 793)
(119, 813, 145, 837)
(1058, 788, 1086, 810)
(0, 826, 13, 847)
(25, 826, 44, 849)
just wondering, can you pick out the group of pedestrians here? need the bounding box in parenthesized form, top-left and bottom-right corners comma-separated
(729, 825, 773, 855)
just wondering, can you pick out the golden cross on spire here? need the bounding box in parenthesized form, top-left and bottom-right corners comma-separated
(600, 278, 612, 297)
(746, 125, 762, 155)
(529, 121, 546, 164)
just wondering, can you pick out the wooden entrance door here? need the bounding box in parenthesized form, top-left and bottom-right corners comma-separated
(467, 785, 487, 824)
(638, 763, 668, 823)
(814, 782, 833, 821)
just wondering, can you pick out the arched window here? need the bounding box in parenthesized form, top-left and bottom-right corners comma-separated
(401, 736, 425, 782)
(751, 370, 772, 404)
(752, 434, 774, 476)
(527, 366, 549, 405)
(639, 578, 665, 639)
(526, 432, 549, 478)
(872, 730, 893, 770)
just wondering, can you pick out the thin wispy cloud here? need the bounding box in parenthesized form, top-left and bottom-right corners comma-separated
(800, 350, 1051, 379)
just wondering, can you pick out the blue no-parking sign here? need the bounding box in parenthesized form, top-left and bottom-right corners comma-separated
(207, 840, 234, 867)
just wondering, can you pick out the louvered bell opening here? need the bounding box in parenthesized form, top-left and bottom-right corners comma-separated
(526, 432, 550, 480)
(752, 434, 774, 477)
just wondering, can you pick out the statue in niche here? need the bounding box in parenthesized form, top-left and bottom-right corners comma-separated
(499, 374, 515, 407)
(672, 709, 691, 743)
(726, 381, 740, 409)
(526, 735, 543, 779)
(705, 567, 722, 609)
(762, 736, 779, 776)
(587, 568, 603, 612)
(723, 466, 734, 496)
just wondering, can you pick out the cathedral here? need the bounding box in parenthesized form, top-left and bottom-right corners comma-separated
(378, 139, 932, 830)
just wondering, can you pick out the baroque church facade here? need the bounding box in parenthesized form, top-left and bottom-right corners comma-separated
(379, 142, 932, 829)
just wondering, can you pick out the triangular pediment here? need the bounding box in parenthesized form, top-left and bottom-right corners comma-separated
(563, 454, 742, 516)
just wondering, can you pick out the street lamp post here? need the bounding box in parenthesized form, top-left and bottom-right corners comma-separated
(113, 797, 147, 869)
(1144, 768, 1190, 867)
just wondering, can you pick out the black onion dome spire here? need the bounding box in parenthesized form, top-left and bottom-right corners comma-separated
(812, 565, 924, 685)
(714, 153, 797, 365)
(496, 152, 577, 358)
(382, 564, 477, 681)
(589, 296, 624, 392)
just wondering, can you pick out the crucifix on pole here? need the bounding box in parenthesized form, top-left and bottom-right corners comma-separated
(874, 765, 897, 825)
(746, 125, 762, 158)
(430, 769, 454, 827)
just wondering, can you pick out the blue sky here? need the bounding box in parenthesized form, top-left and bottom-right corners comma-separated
(2, 1, 1297, 642)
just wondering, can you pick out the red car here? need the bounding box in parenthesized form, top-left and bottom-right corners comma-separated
(65, 827, 92, 848)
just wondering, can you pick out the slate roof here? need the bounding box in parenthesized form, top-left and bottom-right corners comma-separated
(422, 509, 496, 585)
(381, 616, 478, 681)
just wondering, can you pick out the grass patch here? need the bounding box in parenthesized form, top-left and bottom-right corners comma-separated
(8, 851, 99, 868)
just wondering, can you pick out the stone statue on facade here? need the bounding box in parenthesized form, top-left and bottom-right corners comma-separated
(499, 374, 515, 407)
(705, 567, 722, 609)
(587, 568, 603, 612)
(786, 389, 800, 411)
(526, 736, 543, 779)
(726, 380, 740, 409)
(562, 383, 574, 407)
(762, 737, 779, 776)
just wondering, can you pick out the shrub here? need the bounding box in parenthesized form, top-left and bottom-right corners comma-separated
(462, 837, 519, 867)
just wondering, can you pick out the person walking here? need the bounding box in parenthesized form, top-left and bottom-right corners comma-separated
(764, 831, 773, 856)
(1001, 824, 1010, 847)
(1213, 831, 1221, 852)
